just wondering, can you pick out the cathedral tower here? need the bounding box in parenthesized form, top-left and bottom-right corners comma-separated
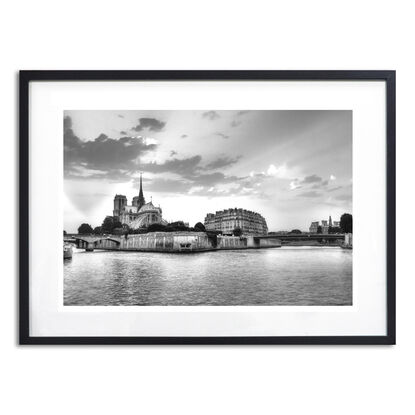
(113, 194, 127, 218)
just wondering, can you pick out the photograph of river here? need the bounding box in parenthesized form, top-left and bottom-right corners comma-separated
(64, 109, 352, 306)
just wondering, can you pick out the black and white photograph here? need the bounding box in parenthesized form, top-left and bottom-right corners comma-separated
(63, 109, 353, 306)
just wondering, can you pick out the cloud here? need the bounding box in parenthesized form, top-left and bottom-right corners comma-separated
(135, 170, 242, 196)
(290, 181, 302, 190)
(215, 132, 230, 139)
(327, 186, 343, 192)
(267, 164, 284, 177)
(145, 178, 193, 194)
(132, 117, 166, 132)
(141, 155, 202, 176)
(204, 156, 241, 170)
(248, 164, 290, 180)
(120, 131, 127, 135)
(117, 114, 124, 118)
(186, 172, 239, 187)
(170, 150, 178, 156)
(335, 193, 352, 202)
(229, 111, 250, 128)
(181, 134, 188, 138)
(64, 116, 157, 179)
(289, 174, 324, 190)
(330, 174, 337, 181)
(300, 191, 322, 198)
(311, 179, 329, 189)
(202, 111, 220, 120)
(302, 174, 322, 183)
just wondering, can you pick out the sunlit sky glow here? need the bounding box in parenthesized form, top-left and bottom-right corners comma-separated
(64, 110, 352, 233)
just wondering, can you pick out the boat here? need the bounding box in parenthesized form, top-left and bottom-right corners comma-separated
(64, 243, 73, 259)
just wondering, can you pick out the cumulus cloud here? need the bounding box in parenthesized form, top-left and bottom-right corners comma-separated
(202, 111, 220, 120)
(311, 179, 329, 189)
(132, 117, 166, 132)
(249, 164, 290, 180)
(64, 116, 157, 179)
(302, 174, 322, 183)
(289, 174, 325, 191)
(290, 181, 302, 190)
(266, 164, 288, 177)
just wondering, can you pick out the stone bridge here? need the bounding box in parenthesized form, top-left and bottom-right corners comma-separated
(64, 235, 121, 251)
(259, 233, 345, 241)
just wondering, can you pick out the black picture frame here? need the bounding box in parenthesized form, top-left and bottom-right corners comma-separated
(19, 70, 396, 345)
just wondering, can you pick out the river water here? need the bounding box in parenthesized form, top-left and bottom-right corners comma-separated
(64, 247, 352, 306)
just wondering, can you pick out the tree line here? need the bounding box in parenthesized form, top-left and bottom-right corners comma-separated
(76, 216, 208, 235)
(72, 213, 353, 236)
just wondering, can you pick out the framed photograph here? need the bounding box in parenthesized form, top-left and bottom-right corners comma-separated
(19, 70, 395, 345)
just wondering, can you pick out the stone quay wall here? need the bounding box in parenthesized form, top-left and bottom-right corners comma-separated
(89, 232, 281, 252)
(98, 232, 213, 252)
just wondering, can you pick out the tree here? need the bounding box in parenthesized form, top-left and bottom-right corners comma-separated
(289, 229, 302, 234)
(340, 213, 353, 233)
(113, 227, 126, 235)
(101, 216, 118, 234)
(93, 226, 102, 235)
(78, 223, 93, 234)
(147, 223, 168, 232)
(167, 221, 189, 232)
(63, 230, 67, 236)
(233, 227, 242, 237)
(194, 222, 206, 232)
(317, 226, 322, 234)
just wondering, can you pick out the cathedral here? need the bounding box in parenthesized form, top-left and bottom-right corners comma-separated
(113, 174, 167, 230)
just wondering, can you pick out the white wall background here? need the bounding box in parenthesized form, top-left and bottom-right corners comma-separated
(0, 1, 411, 414)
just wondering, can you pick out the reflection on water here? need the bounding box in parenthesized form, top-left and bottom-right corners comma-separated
(64, 247, 352, 306)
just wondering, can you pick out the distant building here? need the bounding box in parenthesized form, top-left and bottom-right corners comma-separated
(204, 208, 268, 235)
(309, 216, 341, 234)
(113, 174, 167, 230)
(309, 221, 319, 233)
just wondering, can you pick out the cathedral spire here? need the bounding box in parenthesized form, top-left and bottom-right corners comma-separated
(139, 173, 144, 198)
(137, 172, 146, 209)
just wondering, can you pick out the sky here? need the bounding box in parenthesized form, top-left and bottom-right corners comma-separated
(64, 110, 352, 233)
